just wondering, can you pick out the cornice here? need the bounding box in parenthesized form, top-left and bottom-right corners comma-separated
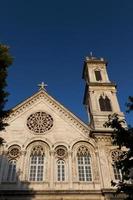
(88, 82, 116, 87)
(0, 189, 103, 195)
(7, 90, 91, 135)
(96, 136, 112, 143)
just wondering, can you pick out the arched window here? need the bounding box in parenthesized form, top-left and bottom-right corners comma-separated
(57, 160, 65, 181)
(77, 146, 92, 181)
(99, 96, 112, 111)
(112, 164, 121, 180)
(95, 70, 102, 81)
(7, 160, 17, 182)
(111, 151, 122, 180)
(29, 145, 44, 181)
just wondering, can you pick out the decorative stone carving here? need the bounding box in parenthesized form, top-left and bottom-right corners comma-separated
(97, 136, 112, 143)
(27, 112, 53, 134)
(7, 91, 90, 135)
(77, 146, 90, 156)
(93, 163, 100, 181)
(111, 150, 123, 162)
(31, 145, 45, 156)
(7, 145, 21, 159)
(55, 145, 67, 158)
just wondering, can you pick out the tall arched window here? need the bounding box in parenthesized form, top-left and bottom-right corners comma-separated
(77, 146, 92, 181)
(112, 164, 121, 180)
(29, 145, 44, 181)
(99, 96, 112, 111)
(7, 160, 17, 182)
(57, 160, 65, 181)
(111, 151, 122, 180)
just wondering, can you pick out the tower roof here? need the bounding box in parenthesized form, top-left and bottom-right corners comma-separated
(85, 55, 107, 64)
(82, 55, 107, 79)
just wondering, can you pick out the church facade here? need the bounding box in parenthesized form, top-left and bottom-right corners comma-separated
(0, 56, 125, 200)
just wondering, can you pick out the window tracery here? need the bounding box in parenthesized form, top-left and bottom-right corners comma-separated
(111, 150, 122, 180)
(8, 145, 21, 159)
(2, 145, 21, 182)
(55, 145, 67, 158)
(77, 146, 92, 181)
(99, 95, 112, 111)
(27, 112, 53, 134)
(29, 145, 45, 181)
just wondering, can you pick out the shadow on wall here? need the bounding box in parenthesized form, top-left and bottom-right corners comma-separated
(0, 143, 36, 200)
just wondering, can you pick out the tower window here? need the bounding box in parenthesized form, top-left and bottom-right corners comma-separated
(77, 146, 92, 181)
(99, 96, 112, 111)
(95, 70, 102, 81)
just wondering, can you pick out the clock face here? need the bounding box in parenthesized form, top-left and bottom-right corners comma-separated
(27, 111, 53, 134)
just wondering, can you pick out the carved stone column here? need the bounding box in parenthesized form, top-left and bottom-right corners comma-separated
(68, 150, 73, 189)
(20, 150, 27, 181)
(49, 150, 54, 189)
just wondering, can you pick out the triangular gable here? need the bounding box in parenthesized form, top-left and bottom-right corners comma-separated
(7, 90, 91, 135)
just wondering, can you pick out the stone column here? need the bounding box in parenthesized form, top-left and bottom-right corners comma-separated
(68, 150, 73, 189)
(20, 150, 27, 181)
(49, 150, 54, 189)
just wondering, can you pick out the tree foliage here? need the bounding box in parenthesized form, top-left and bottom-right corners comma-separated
(0, 44, 13, 132)
(105, 97, 133, 200)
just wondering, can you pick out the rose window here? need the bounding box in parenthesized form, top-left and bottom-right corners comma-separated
(8, 145, 21, 158)
(57, 148, 66, 157)
(56, 146, 67, 158)
(27, 112, 53, 133)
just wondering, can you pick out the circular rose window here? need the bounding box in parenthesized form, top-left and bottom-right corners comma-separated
(27, 112, 53, 134)
(55, 146, 67, 158)
(8, 145, 21, 158)
(56, 148, 66, 157)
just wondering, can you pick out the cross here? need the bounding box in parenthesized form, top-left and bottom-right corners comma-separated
(38, 82, 48, 91)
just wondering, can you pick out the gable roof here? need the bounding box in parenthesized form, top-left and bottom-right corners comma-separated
(7, 89, 91, 135)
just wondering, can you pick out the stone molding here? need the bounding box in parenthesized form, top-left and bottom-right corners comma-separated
(7, 90, 90, 135)
(96, 136, 112, 143)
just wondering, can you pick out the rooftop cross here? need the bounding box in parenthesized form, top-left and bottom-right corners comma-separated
(38, 82, 48, 91)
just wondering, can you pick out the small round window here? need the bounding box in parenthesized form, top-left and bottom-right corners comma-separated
(8, 145, 21, 158)
(55, 146, 67, 158)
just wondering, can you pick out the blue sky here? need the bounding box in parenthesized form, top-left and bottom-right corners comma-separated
(0, 0, 133, 125)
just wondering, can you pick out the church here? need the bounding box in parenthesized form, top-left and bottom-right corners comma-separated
(0, 56, 125, 200)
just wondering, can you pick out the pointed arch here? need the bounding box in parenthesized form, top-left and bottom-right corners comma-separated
(99, 96, 112, 111)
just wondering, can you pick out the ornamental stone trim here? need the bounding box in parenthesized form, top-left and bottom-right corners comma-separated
(7, 91, 90, 135)
(7, 145, 21, 159)
(27, 111, 53, 134)
(55, 145, 67, 158)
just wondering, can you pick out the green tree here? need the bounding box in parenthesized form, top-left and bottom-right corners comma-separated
(0, 44, 13, 132)
(105, 96, 133, 200)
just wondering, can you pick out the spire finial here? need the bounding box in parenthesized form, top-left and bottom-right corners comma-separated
(38, 82, 48, 91)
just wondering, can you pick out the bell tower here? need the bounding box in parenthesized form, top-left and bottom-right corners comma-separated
(82, 55, 124, 131)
